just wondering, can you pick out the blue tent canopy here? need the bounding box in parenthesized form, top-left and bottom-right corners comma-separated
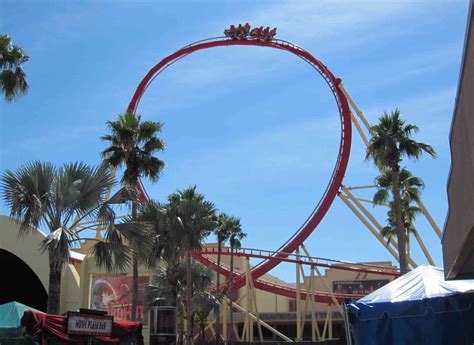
(347, 265, 474, 345)
(0, 301, 43, 338)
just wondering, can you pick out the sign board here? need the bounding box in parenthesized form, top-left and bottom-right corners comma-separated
(67, 311, 113, 336)
(333, 279, 389, 295)
(90, 275, 149, 321)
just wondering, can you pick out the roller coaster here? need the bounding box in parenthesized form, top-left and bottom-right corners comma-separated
(100, 24, 442, 341)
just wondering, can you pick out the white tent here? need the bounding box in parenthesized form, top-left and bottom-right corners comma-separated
(358, 265, 474, 303)
(347, 265, 474, 345)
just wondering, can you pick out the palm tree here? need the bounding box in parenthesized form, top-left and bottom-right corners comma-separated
(140, 199, 187, 309)
(141, 199, 187, 345)
(167, 187, 216, 345)
(147, 260, 221, 344)
(1, 161, 139, 314)
(0, 35, 29, 102)
(381, 201, 421, 252)
(140, 188, 216, 344)
(213, 213, 233, 343)
(373, 168, 424, 208)
(366, 109, 436, 274)
(191, 262, 221, 344)
(374, 168, 423, 256)
(102, 112, 165, 320)
(227, 219, 246, 344)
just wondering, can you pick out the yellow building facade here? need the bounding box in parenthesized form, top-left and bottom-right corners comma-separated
(0, 215, 397, 342)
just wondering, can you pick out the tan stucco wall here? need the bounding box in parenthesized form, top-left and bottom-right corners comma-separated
(0, 215, 82, 312)
(0, 215, 50, 290)
(60, 263, 81, 313)
(0, 217, 396, 324)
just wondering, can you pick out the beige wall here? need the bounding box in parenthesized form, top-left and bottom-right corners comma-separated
(0, 215, 81, 312)
(0, 218, 397, 323)
(0, 215, 50, 290)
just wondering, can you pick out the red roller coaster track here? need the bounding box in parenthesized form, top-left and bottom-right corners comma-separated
(198, 246, 400, 277)
(127, 32, 352, 300)
(195, 252, 365, 304)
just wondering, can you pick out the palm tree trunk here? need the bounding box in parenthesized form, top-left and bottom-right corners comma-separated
(215, 240, 222, 343)
(407, 231, 411, 259)
(47, 261, 62, 314)
(391, 166, 409, 274)
(228, 243, 235, 345)
(131, 200, 138, 321)
(167, 264, 179, 344)
(186, 252, 193, 345)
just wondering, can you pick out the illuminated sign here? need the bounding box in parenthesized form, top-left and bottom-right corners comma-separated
(67, 312, 113, 336)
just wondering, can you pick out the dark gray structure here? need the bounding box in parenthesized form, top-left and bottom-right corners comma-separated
(443, 0, 474, 279)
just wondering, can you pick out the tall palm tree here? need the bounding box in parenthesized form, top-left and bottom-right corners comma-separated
(1, 161, 138, 314)
(140, 188, 216, 345)
(190, 262, 221, 344)
(227, 219, 246, 344)
(102, 112, 165, 320)
(140, 199, 187, 345)
(381, 201, 421, 250)
(167, 187, 216, 345)
(366, 109, 436, 274)
(0, 35, 29, 102)
(373, 168, 424, 208)
(374, 168, 423, 254)
(213, 213, 233, 343)
(140, 199, 186, 309)
(147, 260, 221, 344)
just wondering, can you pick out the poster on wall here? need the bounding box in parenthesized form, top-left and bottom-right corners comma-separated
(90, 275, 149, 321)
(333, 279, 389, 296)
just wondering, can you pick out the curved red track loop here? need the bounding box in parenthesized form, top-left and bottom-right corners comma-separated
(127, 36, 352, 294)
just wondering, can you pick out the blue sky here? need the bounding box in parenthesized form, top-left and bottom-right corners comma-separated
(0, 0, 470, 282)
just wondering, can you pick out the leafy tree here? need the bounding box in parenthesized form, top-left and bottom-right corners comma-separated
(102, 112, 165, 320)
(226, 218, 246, 343)
(366, 109, 436, 274)
(0, 34, 29, 102)
(1, 161, 139, 314)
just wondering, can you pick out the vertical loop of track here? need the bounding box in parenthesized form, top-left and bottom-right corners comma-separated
(127, 37, 352, 292)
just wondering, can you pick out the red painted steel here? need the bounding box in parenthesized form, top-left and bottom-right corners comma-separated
(199, 246, 400, 277)
(193, 252, 364, 304)
(126, 36, 352, 296)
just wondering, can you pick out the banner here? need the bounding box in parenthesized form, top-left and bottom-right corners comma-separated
(90, 275, 149, 321)
(333, 279, 389, 295)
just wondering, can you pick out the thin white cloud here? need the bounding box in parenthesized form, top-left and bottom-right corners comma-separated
(137, 0, 461, 115)
(228, 1, 418, 43)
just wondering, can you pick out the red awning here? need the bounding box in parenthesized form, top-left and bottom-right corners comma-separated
(21, 311, 144, 345)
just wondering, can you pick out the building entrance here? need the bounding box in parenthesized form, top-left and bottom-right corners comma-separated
(0, 249, 48, 311)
